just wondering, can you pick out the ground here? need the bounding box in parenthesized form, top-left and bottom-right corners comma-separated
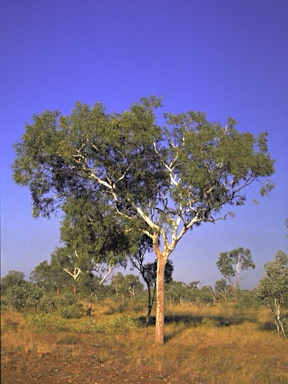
(1, 334, 181, 384)
(2, 305, 288, 383)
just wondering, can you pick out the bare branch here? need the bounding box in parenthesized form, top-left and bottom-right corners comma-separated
(99, 266, 115, 285)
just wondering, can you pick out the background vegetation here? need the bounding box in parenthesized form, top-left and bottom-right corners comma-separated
(1, 249, 287, 383)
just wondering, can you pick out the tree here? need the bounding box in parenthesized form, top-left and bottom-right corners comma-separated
(110, 272, 125, 297)
(216, 248, 255, 303)
(199, 285, 214, 306)
(257, 250, 288, 338)
(214, 278, 231, 302)
(30, 261, 56, 292)
(110, 272, 144, 299)
(123, 274, 144, 299)
(1, 270, 25, 294)
(164, 280, 202, 305)
(50, 246, 85, 295)
(12, 97, 274, 343)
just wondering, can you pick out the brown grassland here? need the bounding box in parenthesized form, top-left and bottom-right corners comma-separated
(1, 300, 288, 384)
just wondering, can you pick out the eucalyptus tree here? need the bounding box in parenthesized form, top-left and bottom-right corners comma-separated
(13, 96, 274, 343)
(258, 250, 288, 339)
(110, 272, 144, 300)
(216, 248, 255, 303)
(214, 278, 231, 302)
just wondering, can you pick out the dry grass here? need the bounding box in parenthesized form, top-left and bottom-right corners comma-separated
(1, 302, 288, 383)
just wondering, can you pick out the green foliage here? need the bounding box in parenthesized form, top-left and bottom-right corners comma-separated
(55, 292, 83, 318)
(30, 258, 70, 295)
(13, 96, 274, 238)
(214, 279, 232, 302)
(1, 270, 25, 294)
(236, 289, 259, 310)
(29, 261, 57, 292)
(199, 286, 214, 306)
(165, 281, 201, 304)
(110, 272, 144, 299)
(25, 313, 70, 332)
(36, 292, 57, 313)
(4, 279, 82, 319)
(5, 283, 43, 312)
(57, 304, 82, 319)
(217, 248, 255, 302)
(257, 250, 288, 338)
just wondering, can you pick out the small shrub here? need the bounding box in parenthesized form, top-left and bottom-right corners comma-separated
(55, 292, 83, 319)
(37, 293, 57, 313)
(57, 304, 82, 319)
(25, 313, 70, 332)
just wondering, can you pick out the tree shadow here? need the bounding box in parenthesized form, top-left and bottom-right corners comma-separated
(137, 314, 254, 342)
(138, 314, 248, 327)
(258, 321, 276, 332)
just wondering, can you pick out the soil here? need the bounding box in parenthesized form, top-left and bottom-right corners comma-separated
(1, 334, 182, 384)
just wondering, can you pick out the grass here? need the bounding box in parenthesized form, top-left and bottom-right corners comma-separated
(1, 301, 288, 383)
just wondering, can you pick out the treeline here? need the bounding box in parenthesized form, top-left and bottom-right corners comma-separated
(2, 249, 288, 338)
(0, 268, 257, 315)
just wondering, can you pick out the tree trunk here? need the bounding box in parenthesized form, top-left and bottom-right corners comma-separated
(155, 254, 166, 344)
(146, 286, 152, 325)
(146, 284, 156, 326)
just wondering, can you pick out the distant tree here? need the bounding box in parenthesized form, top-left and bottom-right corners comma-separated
(165, 281, 200, 305)
(1, 270, 25, 294)
(30, 261, 55, 292)
(50, 246, 84, 295)
(257, 250, 288, 339)
(179, 281, 201, 304)
(110, 272, 125, 297)
(12, 97, 274, 343)
(199, 285, 214, 306)
(110, 272, 144, 300)
(30, 257, 71, 296)
(123, 274, 144, 299)
(165, 281, 183, 305)
(216, 248, 255, 303)
(214, 278, 231, 302)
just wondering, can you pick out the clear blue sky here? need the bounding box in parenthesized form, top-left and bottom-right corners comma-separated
(1, 0, 287, 288)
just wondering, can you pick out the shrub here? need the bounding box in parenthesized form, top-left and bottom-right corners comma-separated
(5, 283, 43, 312)
(55, 292, 83, 319)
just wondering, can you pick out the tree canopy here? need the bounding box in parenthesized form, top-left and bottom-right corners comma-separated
(0, 270, 25, 294)
(13, 96, 274, 343)
(216, 248, 255, 302)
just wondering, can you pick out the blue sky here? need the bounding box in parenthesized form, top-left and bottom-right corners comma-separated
(1, 0, 287, 288)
